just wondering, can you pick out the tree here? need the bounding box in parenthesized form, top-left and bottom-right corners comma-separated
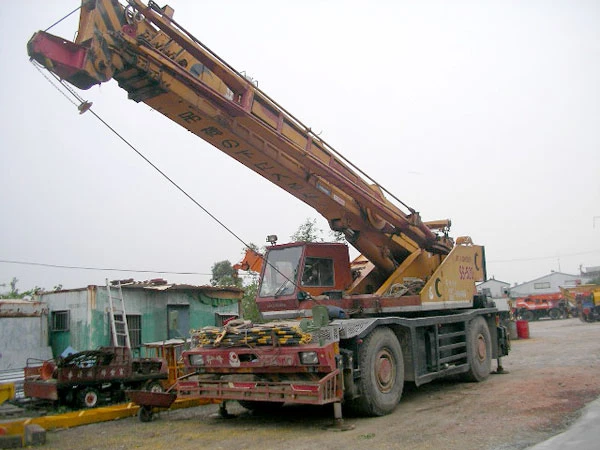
(240, 280, 262, 323)
(233, 244, 263, 323)
(290, 217, 347, 244)
(0, 277, 44, 299)
(210, 260, 242, 287)
(290, 218, 324, 243)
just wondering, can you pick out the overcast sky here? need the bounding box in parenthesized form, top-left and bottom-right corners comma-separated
(1, 0, 599, 293)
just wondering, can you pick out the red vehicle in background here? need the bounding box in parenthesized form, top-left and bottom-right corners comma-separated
(513, 293, 570, 321)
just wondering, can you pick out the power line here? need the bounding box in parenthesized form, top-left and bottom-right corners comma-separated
(30, 61, 296, 288)
(0, 259, 211, 276)
(488, 249, 600, 264)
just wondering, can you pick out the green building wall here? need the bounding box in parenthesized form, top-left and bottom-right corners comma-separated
(43, 285, 241, 357)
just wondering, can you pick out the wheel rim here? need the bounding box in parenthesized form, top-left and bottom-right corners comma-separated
(149, 383, 163, 393)
(476, 334, 487, 362)
(375, 348, 396, 393)
(84, 391, 97, 407)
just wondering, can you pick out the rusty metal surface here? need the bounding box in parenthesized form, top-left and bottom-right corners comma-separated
(175, 370, 342, 406)
(23, 379, 58, 401)
(125, 390, 176, 408)
(0, 300, 47, 317)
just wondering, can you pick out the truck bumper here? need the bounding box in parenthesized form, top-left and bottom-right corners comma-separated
(175, 370, 342, 405)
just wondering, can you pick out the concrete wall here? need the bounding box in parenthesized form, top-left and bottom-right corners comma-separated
(0, 301, 52, 370)
(38, 288, 93, 356)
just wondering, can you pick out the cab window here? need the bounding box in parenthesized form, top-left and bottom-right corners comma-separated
(302, 257, 334, 287)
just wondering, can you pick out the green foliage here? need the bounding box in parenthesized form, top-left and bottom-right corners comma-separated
(329, 229, 346, 243)
(210, 260, 242, 288)
(0, 277, 44, 299)
(240, 279, 262, 323)
(290, 218, 324, 243)
(290, 217, 347, 244)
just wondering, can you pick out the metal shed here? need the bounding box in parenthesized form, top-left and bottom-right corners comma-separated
(37, 280, 242, 358)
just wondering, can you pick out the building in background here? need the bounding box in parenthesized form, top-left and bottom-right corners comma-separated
(580, 266, 600, 283)
(476, 278, 510, 298)
(509, 272, 582, 298)
(0, 299, 52, 371)
(38, 280, 242, 358)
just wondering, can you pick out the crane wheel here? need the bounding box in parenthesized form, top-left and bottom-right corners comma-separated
(462, 317, 492, 382)
(349, 327, 404, 417)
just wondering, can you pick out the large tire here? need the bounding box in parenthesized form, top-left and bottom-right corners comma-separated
(548, 308, 562, 320)
(463, 317, 492, 382)
(78, 387, 100, 408)
(520, 310, 534, 322)
(350, 327, 404, 417)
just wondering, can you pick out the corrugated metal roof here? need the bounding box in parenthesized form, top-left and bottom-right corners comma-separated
(36, 279, 244, 296)
(117, 279, 243, 295)
(510, 271, 580, 289)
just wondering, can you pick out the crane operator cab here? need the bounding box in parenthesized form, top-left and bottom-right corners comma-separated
(256, 242, 353, 319)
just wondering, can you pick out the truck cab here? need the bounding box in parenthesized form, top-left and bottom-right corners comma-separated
(256, 242, 352, 318)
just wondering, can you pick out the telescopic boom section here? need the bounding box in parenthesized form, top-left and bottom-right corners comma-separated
(27, 0, 453, 275)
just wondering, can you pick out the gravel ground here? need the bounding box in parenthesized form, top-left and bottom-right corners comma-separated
(42, 318, 600, 450)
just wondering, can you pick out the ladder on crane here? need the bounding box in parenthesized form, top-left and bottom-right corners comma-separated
(106, 278, 132, 350)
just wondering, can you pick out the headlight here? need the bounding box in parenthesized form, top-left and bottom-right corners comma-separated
(189, 354, 204, 366)
(300, 351, 319, 365)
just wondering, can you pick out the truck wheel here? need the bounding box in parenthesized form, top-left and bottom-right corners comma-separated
(520, 310, 534, 322)
(548, 308, 562, 320)
(238, 400, 284, 413)
(351, 327, 404, 416)
(78, 387, 100, 408)
(144, 381, 164, 393)
(463, 317, 492, 382)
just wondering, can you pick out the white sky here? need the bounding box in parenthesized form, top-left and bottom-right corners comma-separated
(1, 0, 599, 293)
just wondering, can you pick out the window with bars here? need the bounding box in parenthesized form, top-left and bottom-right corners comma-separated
(112, 314, 142, 348)
(534, 282, 551, 289)
(51, 310, 70, 331)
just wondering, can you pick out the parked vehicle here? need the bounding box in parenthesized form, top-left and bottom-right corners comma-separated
(513, 293, 570, 321)
(27, 0, 510, 419)
(560, 285, 600, 322)
(24, 347, 167, 408)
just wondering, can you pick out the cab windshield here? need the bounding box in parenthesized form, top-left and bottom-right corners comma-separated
(258, 246, 302, 297)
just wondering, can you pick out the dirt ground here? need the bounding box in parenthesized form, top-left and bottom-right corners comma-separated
(42, 318, 600, 450)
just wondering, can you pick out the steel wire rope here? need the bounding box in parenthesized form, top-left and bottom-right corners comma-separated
(145, 0, 417, 214)
(30, 60, 302, 291)
(44, 5, 82, 33)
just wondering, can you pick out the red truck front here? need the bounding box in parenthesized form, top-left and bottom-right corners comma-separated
(178, 242, 350, 409)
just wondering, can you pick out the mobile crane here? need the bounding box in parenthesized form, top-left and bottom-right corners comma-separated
(27, 0, 509, 419)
